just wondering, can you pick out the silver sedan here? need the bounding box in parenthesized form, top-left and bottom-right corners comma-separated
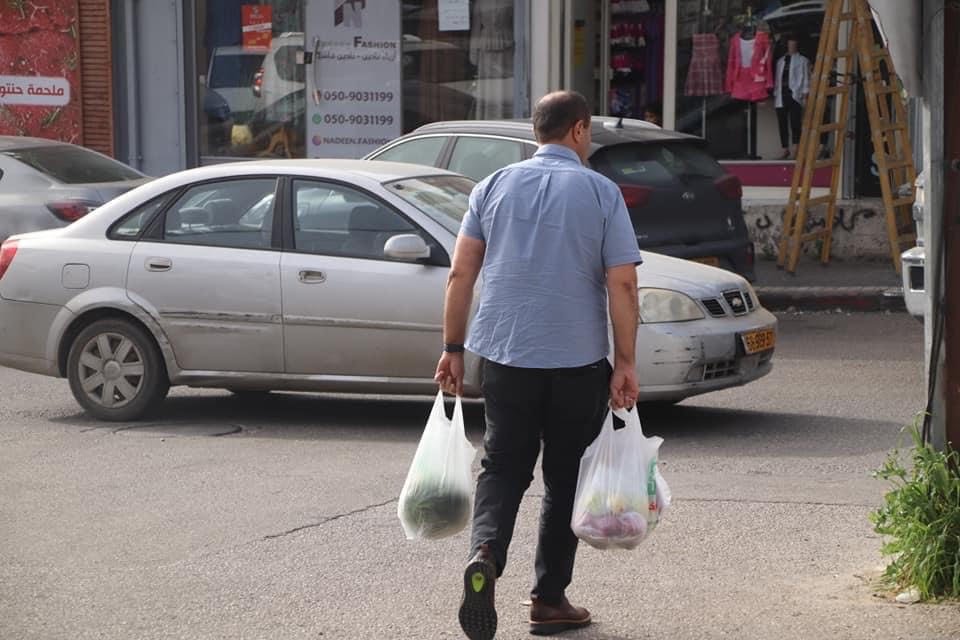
(0, 160, 777, 421)
(0, 136, 150, 243)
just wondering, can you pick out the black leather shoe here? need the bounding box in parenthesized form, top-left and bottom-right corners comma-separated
(458, 545, 497, 640)
(529, 595, 591, 635)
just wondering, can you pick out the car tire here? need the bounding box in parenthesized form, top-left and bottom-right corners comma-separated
(67, 319, 169, 422)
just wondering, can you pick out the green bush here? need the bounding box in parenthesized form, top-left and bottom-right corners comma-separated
(871, 421, 960, 600)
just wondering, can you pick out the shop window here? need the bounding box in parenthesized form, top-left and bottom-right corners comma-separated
(196, 0, 305, 161)
(675, 0, 825, 161)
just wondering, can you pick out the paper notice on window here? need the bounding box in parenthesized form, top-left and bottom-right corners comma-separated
(439, 0, 470, 31)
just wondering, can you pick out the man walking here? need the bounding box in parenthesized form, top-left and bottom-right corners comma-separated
(434, 91, 642, 639)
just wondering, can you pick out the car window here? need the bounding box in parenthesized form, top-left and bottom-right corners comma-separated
(372, 137, 447, 167)
(293, 179, 431, 261)
(4, 145, 143, 184)
(273, 45, 305, 83)
(384, 175, 473, 235)
(109, 195, 169, 240)
(591, 142, 726, 185)
(162, 178, 277, 250)
(447, 136, 523, 181)
(208, 51, 265, 89)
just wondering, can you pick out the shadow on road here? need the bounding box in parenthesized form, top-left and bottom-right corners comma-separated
(50, 391, 909, 457)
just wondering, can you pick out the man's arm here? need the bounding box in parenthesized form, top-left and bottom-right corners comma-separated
(435, 234, 486, 395)
(606, 263, 639, 409)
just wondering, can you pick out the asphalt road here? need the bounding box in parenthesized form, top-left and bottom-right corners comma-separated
(1, 312, 958, 640)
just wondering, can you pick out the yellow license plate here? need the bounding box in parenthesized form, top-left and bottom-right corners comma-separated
(691, 256, 720, 267)
(741, 328, 776, 354)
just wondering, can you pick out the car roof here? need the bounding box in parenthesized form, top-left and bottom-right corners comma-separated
(409, 117, 703, 149)
(0, 135, 74, 151)
(172, 159, 464, 184)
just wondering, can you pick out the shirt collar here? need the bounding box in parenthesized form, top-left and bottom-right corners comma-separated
(534, 144, 583, 164)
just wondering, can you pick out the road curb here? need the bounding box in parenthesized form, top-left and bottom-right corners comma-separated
(755, 286, 907, 312)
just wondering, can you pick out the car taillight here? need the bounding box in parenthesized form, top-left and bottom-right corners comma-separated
(46, 200, 99, 222)
(715, 174, 742, 200)
(0, 239, 18, 281)
(252, 68, 264, 97)
(619, 184, 652, 208)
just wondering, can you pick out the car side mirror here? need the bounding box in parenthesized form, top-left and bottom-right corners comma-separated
(383, 234, 431, 261)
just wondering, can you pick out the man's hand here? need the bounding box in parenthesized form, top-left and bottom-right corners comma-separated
(609, 363, 639, 410)
(435, 352, 465, 396)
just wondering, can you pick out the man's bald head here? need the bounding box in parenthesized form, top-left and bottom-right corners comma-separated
(532, 91, 591, 144)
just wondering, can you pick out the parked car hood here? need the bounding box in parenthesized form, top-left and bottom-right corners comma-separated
(637, 251, 749, 297)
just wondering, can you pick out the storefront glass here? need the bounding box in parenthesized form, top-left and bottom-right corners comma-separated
(674, 0, 825, 160)
(196, 0, 524, 162)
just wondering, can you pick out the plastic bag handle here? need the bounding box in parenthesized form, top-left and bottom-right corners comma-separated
(612, 406, 645, 436)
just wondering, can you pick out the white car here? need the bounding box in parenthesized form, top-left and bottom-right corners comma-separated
(0, 161, 776, 421)
(901, 170, 926, 320)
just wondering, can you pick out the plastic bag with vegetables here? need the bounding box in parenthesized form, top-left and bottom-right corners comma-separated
(398, 392, 476, 540)
(571, 407, 670, 550)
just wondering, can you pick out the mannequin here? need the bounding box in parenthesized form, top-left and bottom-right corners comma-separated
(774, 34, 811, 159)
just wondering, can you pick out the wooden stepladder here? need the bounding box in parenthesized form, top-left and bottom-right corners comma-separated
(777, 0, 916, 274)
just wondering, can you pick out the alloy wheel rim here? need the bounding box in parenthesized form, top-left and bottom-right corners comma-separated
(78, 332, 145, 409)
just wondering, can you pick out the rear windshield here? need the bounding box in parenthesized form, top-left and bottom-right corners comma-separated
(591, 142, 725, 185)
(4, 146, 144, 184)
(209, 52, 265, 89)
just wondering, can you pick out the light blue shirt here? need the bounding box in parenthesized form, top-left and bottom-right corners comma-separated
(460, 144, 642, 369)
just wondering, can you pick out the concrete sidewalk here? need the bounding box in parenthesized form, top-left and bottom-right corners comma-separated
(752, 258, 906, 312)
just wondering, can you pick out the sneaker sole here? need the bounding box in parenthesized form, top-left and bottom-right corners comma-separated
(458, 559, 497, 640)
(529, 616, 592, 636)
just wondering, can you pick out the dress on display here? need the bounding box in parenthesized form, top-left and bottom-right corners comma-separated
(724, 30, 773, 101)
(684, 32, 723, 96)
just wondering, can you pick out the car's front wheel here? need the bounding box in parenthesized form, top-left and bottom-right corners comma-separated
(67, 319, 169, 421)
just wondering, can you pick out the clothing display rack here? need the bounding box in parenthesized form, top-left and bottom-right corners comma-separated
(777, 0, 916, 274)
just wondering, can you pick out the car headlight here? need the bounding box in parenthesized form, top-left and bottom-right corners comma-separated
(637, 288, 705, 323)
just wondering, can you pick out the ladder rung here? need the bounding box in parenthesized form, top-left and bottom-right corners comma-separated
(818, 122, 846, 133)
(874, 85, 900, 95)
(890, 197, 915, 208)
(835, 48, 855, 58)
(825, 86, 849, 96)
(801, 230, 830, 243)
(805, 195, 835, 208)
(875, 122, 906, 133)
(814, 158, 842, 170)
(877, 158, 913, 171)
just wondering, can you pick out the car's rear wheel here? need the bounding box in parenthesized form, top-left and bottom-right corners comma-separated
(67, 319, 169, 421)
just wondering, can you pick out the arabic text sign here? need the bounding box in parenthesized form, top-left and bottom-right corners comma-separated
(0, 76, 70, 106)
(439, 0, 470, 31)
(306, 0, 402, 159)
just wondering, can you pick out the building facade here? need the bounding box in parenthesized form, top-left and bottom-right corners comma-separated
(4, 0, 885, 200)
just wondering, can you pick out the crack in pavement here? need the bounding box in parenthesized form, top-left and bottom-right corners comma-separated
(262, 497, 399, 540)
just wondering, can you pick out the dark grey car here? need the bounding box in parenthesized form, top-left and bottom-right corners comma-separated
(0, 137, 150, 243)
(366, 117, 755, 280)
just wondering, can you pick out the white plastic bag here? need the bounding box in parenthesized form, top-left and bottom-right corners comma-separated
(571, 406, 670, 550)
(398, 392, 477, 540)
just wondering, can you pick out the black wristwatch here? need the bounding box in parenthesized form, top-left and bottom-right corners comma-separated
(443, 343, 465, 353)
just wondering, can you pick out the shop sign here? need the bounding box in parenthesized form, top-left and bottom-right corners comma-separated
(439, 0, 470, 32)
(241, 4, 272, 51)
(305, 0, 402, 159)
(0, 75, 70, 106)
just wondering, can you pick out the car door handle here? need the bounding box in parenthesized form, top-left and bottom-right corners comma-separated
(145, 257, 172, 272)
(298, 269, 326, 284)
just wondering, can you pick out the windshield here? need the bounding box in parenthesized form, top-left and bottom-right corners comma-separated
(384, 175, 474, 235)
(5, 145, 144, 184)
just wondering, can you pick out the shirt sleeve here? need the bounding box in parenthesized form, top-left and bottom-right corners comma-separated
(459, 182, 486, 241)
(602, 185, 643, 268)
